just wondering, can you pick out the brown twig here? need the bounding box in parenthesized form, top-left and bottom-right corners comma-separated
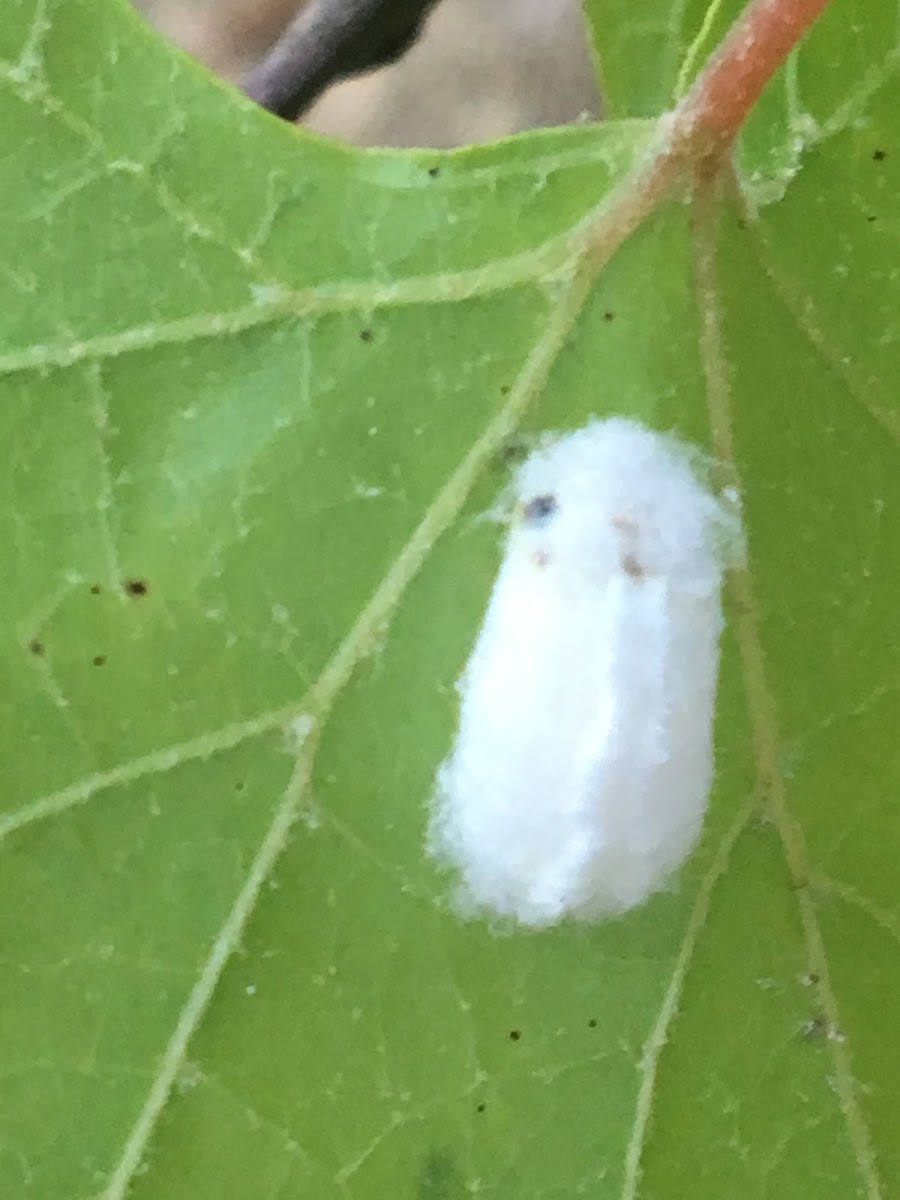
(573, 0, 832, 270)
(674, 0, 831, 149)
(242, 0, 442, 121)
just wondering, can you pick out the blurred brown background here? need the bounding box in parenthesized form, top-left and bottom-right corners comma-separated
(133, 0, 601, 146)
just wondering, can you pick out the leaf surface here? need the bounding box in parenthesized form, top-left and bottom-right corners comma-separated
(0, 1, 896, 1198)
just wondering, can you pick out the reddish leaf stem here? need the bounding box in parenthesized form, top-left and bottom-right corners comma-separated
(674, 0, 832, 148)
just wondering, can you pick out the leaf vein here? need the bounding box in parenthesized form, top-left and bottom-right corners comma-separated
(812, 874, 900, 948)
(620, 799, 754, 1200)
(692, 178, 884, 1200)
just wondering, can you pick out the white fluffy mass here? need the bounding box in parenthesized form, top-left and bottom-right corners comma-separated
(428, 417, 739, 928)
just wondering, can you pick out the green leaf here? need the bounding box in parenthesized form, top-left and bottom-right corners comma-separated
(1, 1, 897, 1199)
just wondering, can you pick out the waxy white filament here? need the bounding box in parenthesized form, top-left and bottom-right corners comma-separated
(428, 418, 739, 928)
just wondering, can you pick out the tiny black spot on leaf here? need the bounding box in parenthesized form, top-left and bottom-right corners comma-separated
(866, 214, 877, 222)
(603, 310, 616, 322)
(495, 436, 529, 468)
(427, 166, 441, 178)
(29, 639, 44, 656)
(475, 1102, 485, 1113)
(124, 579, 148, 597)
(90, 584, 102, 595)
(872, 148, 886, 161)
(588, 1018, 598, 1028)
(800, 1014, 827, 1041)
(508, 1029, 522, 1042)
(359, 328, 374, 343)
(499, 383, 510, 395)
(92, 654, 107, 667)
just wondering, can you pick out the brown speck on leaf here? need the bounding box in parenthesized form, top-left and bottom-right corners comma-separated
(28, 639, 44, 656)
(603, 311, 615, 322)
(92, 655, 107, 667)
(124, 579, 148, 597)
(359, 328, 373, 343)
(90, 584, 102, 595)
(496, 437, 529, 467)
(800, 1014, 827, 1040)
